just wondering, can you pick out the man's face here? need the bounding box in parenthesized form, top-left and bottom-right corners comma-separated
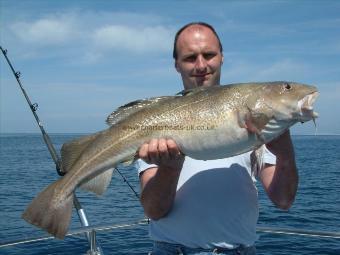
(175, 25, 224, 90)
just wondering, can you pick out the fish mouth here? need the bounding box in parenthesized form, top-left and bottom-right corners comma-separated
(297, 91, 319, 122)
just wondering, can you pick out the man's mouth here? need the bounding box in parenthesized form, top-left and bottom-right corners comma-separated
(193, 73, 210, 79)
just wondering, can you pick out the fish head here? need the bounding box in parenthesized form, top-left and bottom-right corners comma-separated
(259, 81, 319, 123)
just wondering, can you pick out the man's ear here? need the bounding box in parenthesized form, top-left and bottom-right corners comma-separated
(175, 60, 180, 73)
(221, 54, 224, 65)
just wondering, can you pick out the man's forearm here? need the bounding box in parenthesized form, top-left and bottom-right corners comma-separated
(138, 138, 184, 220)
(140, 166, 181, 220)
(264, 130, 298, 209)
(271, 151, 298, 209)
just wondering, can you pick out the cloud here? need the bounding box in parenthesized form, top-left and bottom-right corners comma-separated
(5, 10, 174, 63)
(93, 25, 173, 53)
(222, 58, 310, 83)
(254, 59, 307, 80)
(10, 15, 78, 45)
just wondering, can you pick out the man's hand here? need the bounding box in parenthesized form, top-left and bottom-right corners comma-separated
(139, 138, 185, 172)
(138, 138, 184, 220)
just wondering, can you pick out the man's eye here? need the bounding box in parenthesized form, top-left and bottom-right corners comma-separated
(204, 53, 216, 60)
(184, 56, 196, 62)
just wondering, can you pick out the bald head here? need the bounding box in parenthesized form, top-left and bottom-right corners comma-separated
(173, 22, 223, 60)
(173, 22, 224, 89)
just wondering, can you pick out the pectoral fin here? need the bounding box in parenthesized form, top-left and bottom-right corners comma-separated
(250, 145, 265, 178)
(237, 108, 270, 143)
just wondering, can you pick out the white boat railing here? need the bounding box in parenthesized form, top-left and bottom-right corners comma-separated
(1, 218, 339, 250)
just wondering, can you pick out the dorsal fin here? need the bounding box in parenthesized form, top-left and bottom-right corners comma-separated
(106, 88, 208, 126)
(61, 133, 101, 173)
(106, 96, 175, 126)
(176, 86, 209, 96)
(61, 132, 115, 196)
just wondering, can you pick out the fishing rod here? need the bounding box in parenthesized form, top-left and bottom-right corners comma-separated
(1, 46, 64, 175)
(1, 46, 103, 255)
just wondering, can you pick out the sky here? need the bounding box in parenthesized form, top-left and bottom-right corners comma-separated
(1, 0, 339, 134)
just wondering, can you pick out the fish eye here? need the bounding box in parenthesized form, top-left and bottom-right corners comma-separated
(284, 83, 292, 90)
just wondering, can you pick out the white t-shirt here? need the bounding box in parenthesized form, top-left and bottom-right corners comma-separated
(136, 146, 276, 249)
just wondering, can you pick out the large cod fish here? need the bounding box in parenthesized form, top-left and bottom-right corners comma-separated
(22, 81, 318, 239)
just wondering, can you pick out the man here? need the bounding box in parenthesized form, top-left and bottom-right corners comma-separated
(136, 22, 298, 255)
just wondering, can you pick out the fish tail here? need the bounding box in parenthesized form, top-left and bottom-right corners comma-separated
(22, 180, 73, 239)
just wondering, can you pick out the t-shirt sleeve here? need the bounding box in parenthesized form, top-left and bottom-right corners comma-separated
(263, 145, 276, 165)
(134, 158, 158, 176)
(251, 145, 277, 180)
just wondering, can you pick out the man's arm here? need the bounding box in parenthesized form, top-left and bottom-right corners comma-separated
(138, 138, 184, 220)
(260, 130, 298, 210)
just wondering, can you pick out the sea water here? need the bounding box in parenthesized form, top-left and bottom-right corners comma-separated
(0, 134, 339, 254)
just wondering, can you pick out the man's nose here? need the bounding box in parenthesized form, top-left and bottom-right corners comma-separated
(195, 55, 207, 72)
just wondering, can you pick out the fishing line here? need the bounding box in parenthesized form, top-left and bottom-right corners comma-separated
(115, 166, 140, 199)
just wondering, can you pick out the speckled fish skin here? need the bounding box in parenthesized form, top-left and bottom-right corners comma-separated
(22, 81, 318, 239)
